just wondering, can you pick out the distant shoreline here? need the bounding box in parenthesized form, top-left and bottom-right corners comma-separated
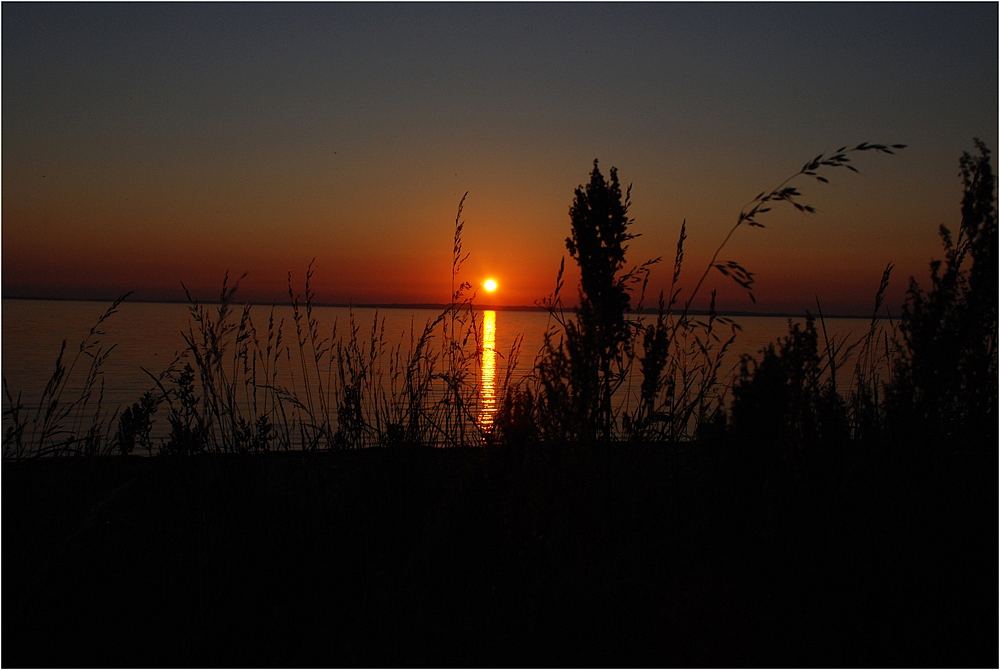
(1, 295, 887, 320)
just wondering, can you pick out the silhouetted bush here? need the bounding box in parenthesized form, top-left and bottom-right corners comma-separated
(731, 316, 848, 452)
(886, 140, 997, 449)
(115, 391, 159, 456)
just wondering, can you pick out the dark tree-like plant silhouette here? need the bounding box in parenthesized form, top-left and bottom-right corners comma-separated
(564, 162, 641, 439)
(534, 161, 652, 442)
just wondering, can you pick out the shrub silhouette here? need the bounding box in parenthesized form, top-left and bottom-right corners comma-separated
(115, 391, 159, 456)
(731, 316, 848, 451)
(886, 140, 997, 447)
(161, 363, 206, 456)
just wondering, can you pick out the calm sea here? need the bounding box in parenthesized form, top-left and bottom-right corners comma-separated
(2, 298, 878, 438)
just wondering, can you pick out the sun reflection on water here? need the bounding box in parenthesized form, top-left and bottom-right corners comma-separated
(478, 310, 497, 431)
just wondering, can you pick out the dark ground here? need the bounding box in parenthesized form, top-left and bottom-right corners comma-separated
(3, 441, 996, 668)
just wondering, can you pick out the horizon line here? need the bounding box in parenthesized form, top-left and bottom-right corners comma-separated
(2, 295, 889, 320)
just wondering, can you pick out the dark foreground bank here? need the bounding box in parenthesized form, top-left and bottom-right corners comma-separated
(3, 441, 996, 668)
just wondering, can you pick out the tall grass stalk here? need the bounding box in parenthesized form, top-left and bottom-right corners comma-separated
(848, 263, 897, 440)
(2, 294, 129, 459)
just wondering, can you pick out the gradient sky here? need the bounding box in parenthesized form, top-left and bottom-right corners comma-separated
(3, 3, 997, 314)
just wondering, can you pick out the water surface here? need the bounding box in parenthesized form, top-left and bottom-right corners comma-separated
(3, 298, 880, 443)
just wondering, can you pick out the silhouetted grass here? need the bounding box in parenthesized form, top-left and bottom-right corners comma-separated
(1, 141, 947, 458)
(3, 294, 129, 459)
(503, 144, 906, 448)
(7, 140, 992, 466)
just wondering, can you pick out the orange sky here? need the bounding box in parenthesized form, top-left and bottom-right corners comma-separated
(0, 144, 982, 315)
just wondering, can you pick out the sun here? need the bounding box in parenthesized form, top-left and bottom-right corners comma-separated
(483, 278, 498, 292)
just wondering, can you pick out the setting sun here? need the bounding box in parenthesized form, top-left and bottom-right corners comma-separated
(483, 279, 498, 292)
